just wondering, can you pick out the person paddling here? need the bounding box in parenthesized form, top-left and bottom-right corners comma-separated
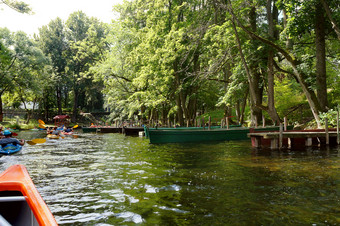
(0, 130, 25, 147)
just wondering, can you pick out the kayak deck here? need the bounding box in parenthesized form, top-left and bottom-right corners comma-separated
(0, 144, 23, 155)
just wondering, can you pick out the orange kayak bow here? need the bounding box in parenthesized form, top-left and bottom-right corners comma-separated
(0, 164, 58, 225)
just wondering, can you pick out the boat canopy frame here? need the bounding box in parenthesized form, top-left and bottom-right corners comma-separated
(53, 115, 70, 127)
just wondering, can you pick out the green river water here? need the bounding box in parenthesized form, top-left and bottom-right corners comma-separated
(0, 130, 339, 225)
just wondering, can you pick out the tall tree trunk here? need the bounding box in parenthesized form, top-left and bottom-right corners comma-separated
(140, 104, 146, 125)
(223, 63, 232, 118)
(248, 1, 262, 126)
(231, 14, 257, 124)
(56, 85, 62, 115)
(72, 88, 78, 123)
(0, 95, 3, 122)
(162, 105, 168, 125)
(315, 2, 328, 112)
(44, 91, 49, 122)
(174, 69, 184, 126)
(266, 0, 281, 124)
(226, 0, 323, 127)
(239, 88, 249, 125)
(282, 9, 293, 49)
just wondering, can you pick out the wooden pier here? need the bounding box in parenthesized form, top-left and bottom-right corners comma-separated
(249, 130, 339, 149)
(249, 114, 340, 149)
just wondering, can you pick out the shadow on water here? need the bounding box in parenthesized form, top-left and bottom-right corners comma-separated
(0, 130, 339, 225)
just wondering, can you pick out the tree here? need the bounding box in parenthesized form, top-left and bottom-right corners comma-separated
(0, 0, 32, 14)
(65, 11, 108, 122)
(38, 18, 67, 116)
(0, 29, 49, 122)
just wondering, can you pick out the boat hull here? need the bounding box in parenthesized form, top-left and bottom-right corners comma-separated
(144, 125, 242, 138)
(0, 144, 22, 155)
(47, 134, 59, 139)
(148, 128, 249, 144)
(0, 165, 57, 225)
(147, 126, 293, 144)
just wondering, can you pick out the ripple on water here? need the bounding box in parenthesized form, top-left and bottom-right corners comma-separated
(114, 211, 144, 224)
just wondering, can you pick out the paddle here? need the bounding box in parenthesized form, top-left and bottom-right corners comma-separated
(26, 138, 47, 145)
(38, 124, 46, 129)
(38, 119, 45, 125)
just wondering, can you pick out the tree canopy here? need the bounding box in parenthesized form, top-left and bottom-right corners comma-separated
(0, 0, 339, 127)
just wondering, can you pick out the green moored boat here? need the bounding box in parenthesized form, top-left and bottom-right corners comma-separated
(146, 125, 293, 144)
(144, 125, 242, 138)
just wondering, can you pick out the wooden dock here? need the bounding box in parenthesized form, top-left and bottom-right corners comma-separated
(249, 129, 340, 149)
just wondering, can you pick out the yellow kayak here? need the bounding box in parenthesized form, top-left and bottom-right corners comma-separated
(47, 134, 59, 139)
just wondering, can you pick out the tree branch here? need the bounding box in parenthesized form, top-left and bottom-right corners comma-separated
(320, 0, 340, 41)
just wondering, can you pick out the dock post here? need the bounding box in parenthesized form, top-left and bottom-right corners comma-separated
(305, 138, 312, 146)
(221, 119, 223, 128)
(253, 137, 261, 148)
(284, 117, 287, 131)
(271, 138, 278, 149)
(226, 117, 229, 129)
(262, 115, 265, 127)
(337, 110, 339, 145)
(325, 118, 329, 145)
(279, 123, 283, 149)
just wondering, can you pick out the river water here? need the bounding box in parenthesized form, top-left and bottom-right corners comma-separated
(0, 130, 339, 225)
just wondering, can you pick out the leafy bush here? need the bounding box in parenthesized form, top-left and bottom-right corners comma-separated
(319, 109, 339, 127)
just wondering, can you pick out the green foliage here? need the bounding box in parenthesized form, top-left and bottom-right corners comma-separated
(1, 0, 339, 127)
(201, 109, 225, 125)
(0, 0, 32, 14)
(273, 77, 304, 117)
(319, 109, 339, 127)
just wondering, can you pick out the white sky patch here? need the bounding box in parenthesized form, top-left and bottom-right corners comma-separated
(0, 0, 124, 36)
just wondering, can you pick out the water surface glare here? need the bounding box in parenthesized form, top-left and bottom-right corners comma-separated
(0, 131, 339, 225)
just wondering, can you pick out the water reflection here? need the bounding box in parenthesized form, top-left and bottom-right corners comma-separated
(0, 131, 339, 225)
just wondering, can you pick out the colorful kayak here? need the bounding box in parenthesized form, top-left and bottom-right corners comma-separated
(62, 132, 73, 135)
(47, 134, 59, 139)
(0, 164, 58, 225)
(0, 144, 23, 155)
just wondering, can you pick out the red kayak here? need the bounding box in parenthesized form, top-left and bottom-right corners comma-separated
(0, 165, 58, 225)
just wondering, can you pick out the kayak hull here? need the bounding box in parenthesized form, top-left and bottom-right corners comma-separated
(47, 134, 59, 139)
(0, 165, 57, 225)
(0, 144, 22, 155)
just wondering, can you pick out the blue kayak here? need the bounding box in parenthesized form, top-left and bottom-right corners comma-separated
(0, 144, 23, 155)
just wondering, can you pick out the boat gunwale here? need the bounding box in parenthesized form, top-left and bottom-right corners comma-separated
(0, 165, 58, 225)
